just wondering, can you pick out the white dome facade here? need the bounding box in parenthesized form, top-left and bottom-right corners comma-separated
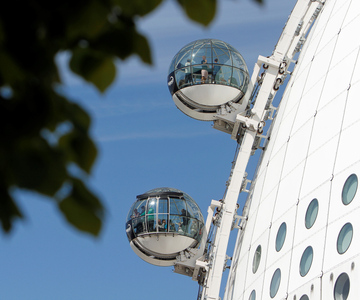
(226, 1, 360, 299)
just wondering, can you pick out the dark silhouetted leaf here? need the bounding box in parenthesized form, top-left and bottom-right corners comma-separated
(0, 185, 23, 232)
(59, 178, 104, 235)
(177, 0, 216, 26)
(59, 130, 97, 174)
(66, 0, 109, 40)
(70, 48, 116, 92)
(10, 138, 68, 196)
(113, 0, 163, 17)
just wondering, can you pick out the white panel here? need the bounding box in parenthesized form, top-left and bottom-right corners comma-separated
(333, 122, 360, 175)
(323, 208, 360, 272)
(241, 275, 265, 300)
(232, 254, 248, 300)
(287, 278, 321, 300)
(282, 120, 312, 177)
(342, 2, 360, 28)
(265, 207, 296, 270)
(342, 81, 360, 129)
(322, 255, 359, 299)
(300, 137, 338, 198)
(316, 2, 349, 52)
(262, 252, 291, 300)
(295, 182, 331, 246)
(350, 54, 360, 84)
(244, 231, 269, 289)
(272, 170, 301, 222)
(251, 189, 276, 241)
(287, 229, 326, 292)
(269, 108, 295, 157)
(247, 168, 267, 212)
(328, 163, 360, 223)
(332, 21, 360, 67)
(310, 92, 346, 151)
(260, 146, 287, 202)
(290, 82, 321, 135)
(317, 54, 356, 112)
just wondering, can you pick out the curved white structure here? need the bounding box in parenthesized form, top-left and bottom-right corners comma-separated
(225, 1, 360, 299)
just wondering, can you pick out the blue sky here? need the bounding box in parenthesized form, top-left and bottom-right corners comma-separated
(1, 1, 296, 299)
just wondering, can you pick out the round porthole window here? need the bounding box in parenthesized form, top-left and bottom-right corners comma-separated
(276, 222, 287, 252)
(270, 268, 281, 298)
(249, 289, 256, 300)
(305, 198, 319, 229)
(252, 245, 261, 274)
(334, 273, 350, 300)
(299, 295, 309, 300)
(299, 246, 313, 277)
(342, 174, 358, 205)
(337, 223, 353, 254)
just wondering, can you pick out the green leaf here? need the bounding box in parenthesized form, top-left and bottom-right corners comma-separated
(112, 0, 163, 17)
(59, 130, 97, 174)
(91, 23, 152, 65)
(66, 0, 109, 40)
(70, 48, 116, 92)
(0, 185, 23, 232)
(10, 138, 68, 196)
(177, 0, 216, 26)
(133, 31, 152, 64)
(58, 178, 104, 236)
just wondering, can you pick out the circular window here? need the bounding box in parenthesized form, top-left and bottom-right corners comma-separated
(299, 246, 313, 276)
(342, 174, 358, 205)
(305, 198, 319, 229)
(249, 289, 256, 300)
(276, 222, 287, 252)
(337, 223, 353, 254)
(299, 295, 309, 300)
(334, 273, 350, 300)
(270, 268, 281, 298)
(252, 245, 261, 274)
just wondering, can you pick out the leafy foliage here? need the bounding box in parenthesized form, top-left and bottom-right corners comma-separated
(0, 0, 261, 235)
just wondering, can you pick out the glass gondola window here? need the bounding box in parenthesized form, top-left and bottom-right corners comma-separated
(337, 223, 353, 254)
(334, 273, 350, 300)
(299, 246, 313, 277)
(270, 268, 281, 298)
(342, 174, 358, 205)
(299, 295, 309, 300)
(305, 198, 319, 229)
(252, 245, 261, 274)
(276, 222, 287, 252)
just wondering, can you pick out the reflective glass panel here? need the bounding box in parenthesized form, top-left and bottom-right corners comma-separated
(249, 290, 256, 300)
(299, 295, 309, 300)
(342, 174, 358, 205)
(252, 245, 261, 274)
(334, 273, 350, 300)
(299, 246, 313, 277)
(170, 198, 186, 215)
(146, 198, 156, 232)
(158, 198, 168, 214)
(305, 198, 319, 229)
(270, 268, 281, 298)
(337, 223, 353, 254)
(276, 222, 287, 252)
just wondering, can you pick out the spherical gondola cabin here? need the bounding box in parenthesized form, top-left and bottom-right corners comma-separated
(167, 38, 250, 121)
(126, 188, 204, 266)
